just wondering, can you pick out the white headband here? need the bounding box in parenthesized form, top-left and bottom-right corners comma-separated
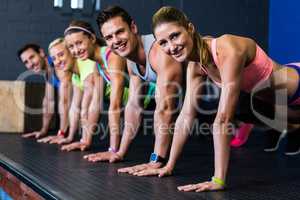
(64, 26, 93, 36)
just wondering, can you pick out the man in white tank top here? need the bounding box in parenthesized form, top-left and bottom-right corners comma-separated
(84, 6, 184, 173)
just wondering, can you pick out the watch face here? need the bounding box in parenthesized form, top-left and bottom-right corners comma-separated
(150, 153, 158, 162)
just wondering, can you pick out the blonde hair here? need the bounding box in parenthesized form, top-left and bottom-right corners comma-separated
(48, 37, 65, 52)
(152, 6, 210, 66)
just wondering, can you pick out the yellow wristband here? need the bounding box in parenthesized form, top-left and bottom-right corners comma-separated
(211, 176, 225, 187)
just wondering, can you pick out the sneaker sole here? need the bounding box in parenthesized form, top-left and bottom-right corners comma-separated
(264, 130, 287, 152)
(285, 149, 300, 156)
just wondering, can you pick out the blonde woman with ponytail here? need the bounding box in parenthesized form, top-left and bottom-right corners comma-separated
(134, 6, 300, 192)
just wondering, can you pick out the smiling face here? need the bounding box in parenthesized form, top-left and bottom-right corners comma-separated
(154, 22, 194, 62)
(101, 16, 138, 58)
(49, 42, 73, 72)
(64, 31, 95, 60)
(20, 48, 46, 73)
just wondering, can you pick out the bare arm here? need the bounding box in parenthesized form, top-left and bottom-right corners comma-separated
(164, 65, 205, 171)
(36, 82, 56, 137)
(85, 72, 103, 145)
(58, 77, 72, 133)
(134, 63, 206, 177)
(117, 74, 143, 158)
(81, 75, 94, 122)
(67, 86, 83, 142)
(178, 36, 246, 192)
(61, 72, 103, 151)
(152, 53, 183, 159)
(54, 85, 83, 144)
(117, 47, 184, 174)
(43, 72, 73, 144)
(107, 53, 127, 151)
(211, 39, 245, 183)
(80, 72, 103, 146)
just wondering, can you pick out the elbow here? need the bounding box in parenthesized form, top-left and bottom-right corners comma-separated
(43, 98, 55, 114)
(125, 101, 142, 115)
(70, 103, 81, 115)
(43, 97, 55, 106)
(109, 101, 122, 113)
(174, 110, 196, 127)
(59, 98, 69, 109)
(80, 109, 88, 121)
(154, 109, 171, 119)
(213, 112, 233, 128)
(180, 110, 197, 121)
(154, 105, 174, 124)
(44, 112, 53, 119)
(154, 96, 180, 121)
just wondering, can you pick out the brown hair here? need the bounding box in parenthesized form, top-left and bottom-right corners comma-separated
(17, 43, 41, 59)
(152, 6, 210, 66)
(64, 20, 106, 46)
(96, 5, 133, 36)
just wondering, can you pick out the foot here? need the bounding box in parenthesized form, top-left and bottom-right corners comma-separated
(230, 123, 254, 147)
(264, 129, 287, 152)
(285, 129, 300, 156)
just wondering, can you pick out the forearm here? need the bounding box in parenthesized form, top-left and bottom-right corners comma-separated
(83, 83, 102, 145)
(153, 109, 174, 158)
(41, 98, 55, 134)
(212, 118, 232, 181)
(58, 100, 69, 132)
(166, 112, 195, 170)
(80, 86, 93, 143)
(41, 113, 53, 133)
(68, 106, 80, 141)
(58, 82, 72, 131)
(108, 104, 122, 150)
(152, 62, 183, 158)
(118, 104, 143, 157)
(84, 107, 100, 145)
(212, 80, 241, 181)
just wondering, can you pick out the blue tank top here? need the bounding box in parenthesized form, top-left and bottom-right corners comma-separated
(127, 34, 157, 83)
(46, 56, 60, 88)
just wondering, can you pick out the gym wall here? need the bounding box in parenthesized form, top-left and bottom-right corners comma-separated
(0, 0, 269, 81)
(268, 0, 300, 64)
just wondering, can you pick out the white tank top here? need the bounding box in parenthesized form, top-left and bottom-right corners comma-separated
(127, 34, 157, 83)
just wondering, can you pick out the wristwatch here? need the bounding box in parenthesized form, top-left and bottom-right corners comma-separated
(108, 147, 118, 153)
(149, 152, 166, 164)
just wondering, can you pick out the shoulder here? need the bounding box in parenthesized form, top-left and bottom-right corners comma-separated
(150, 44, 183, 82)
(216, 34, 256, 55)
(107, 51, 126, 71)
(107, 49, 125, 62)
(149, 43, 181, 72)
